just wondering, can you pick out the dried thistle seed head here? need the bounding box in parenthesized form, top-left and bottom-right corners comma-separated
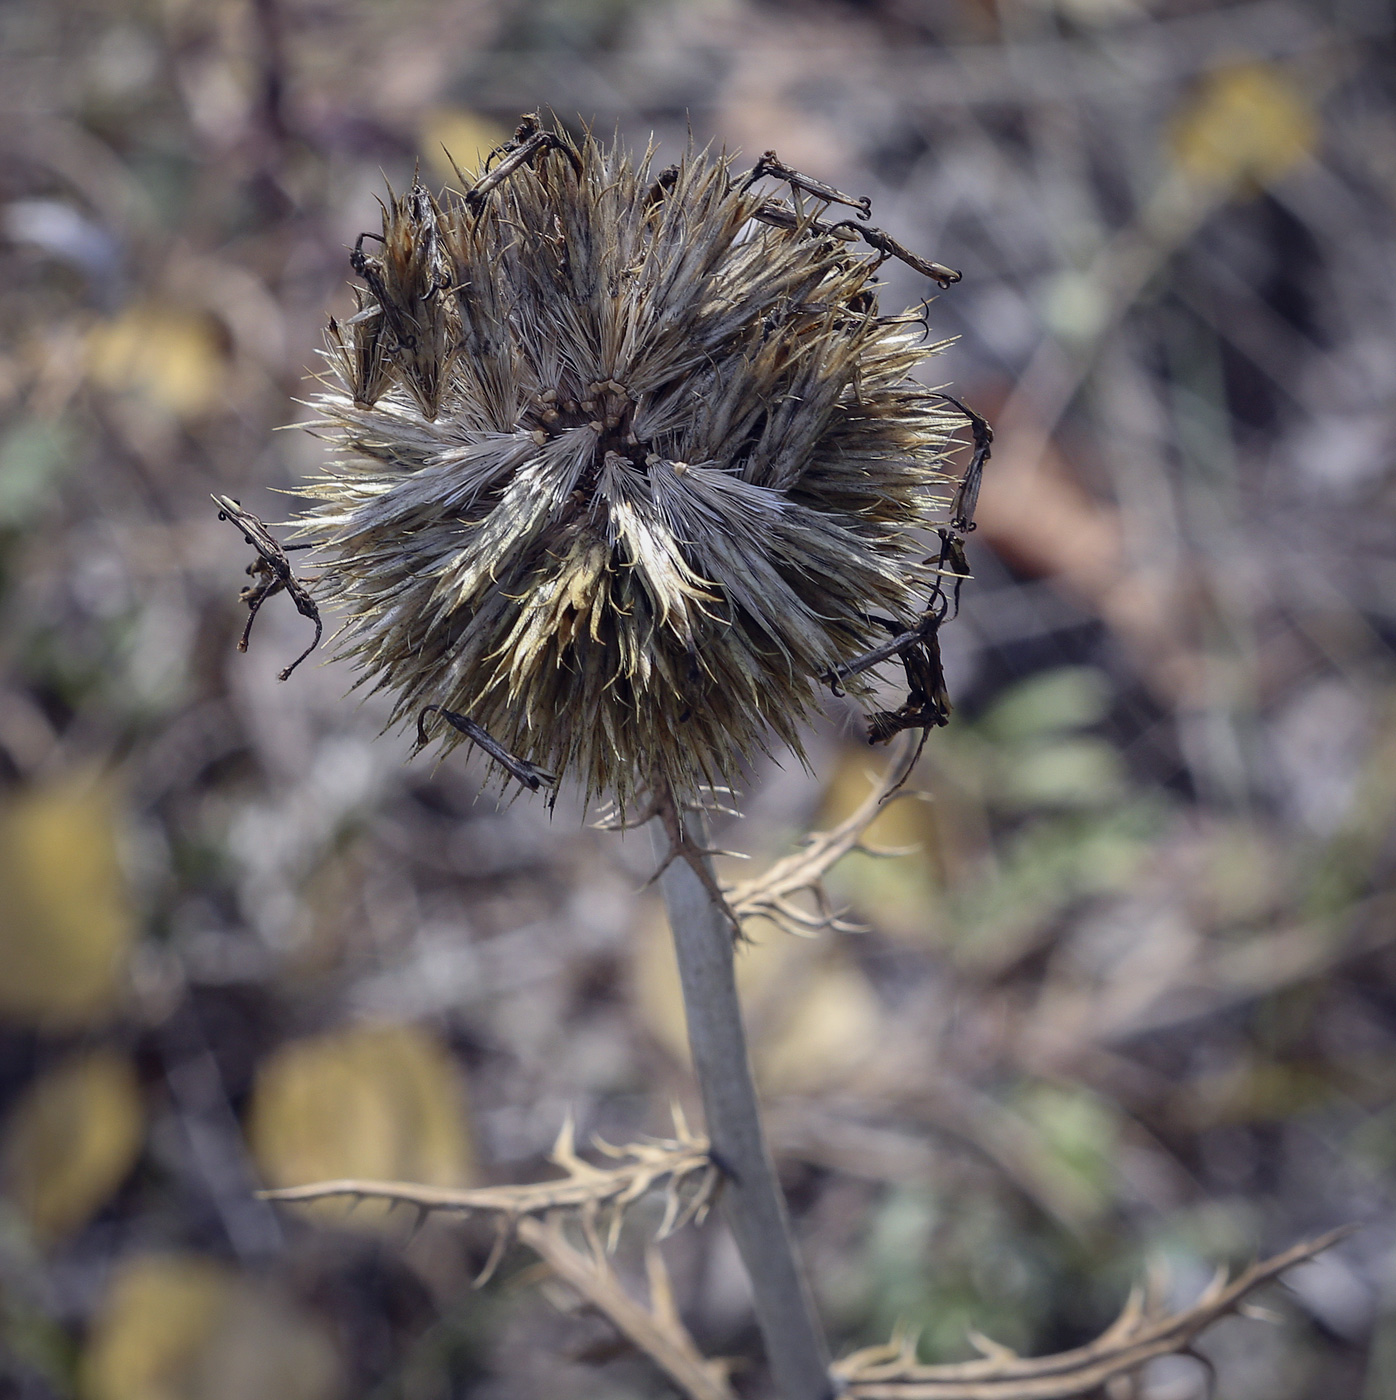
(296, 118, 959, 806)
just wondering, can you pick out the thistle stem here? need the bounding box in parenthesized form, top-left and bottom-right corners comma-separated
(650, 819, 833, 1400)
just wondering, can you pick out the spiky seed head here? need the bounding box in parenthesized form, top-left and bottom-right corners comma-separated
(297, 119, 958, 806)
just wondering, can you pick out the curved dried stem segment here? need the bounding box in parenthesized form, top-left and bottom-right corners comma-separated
(726, 735, 925, 937)
(415, 703, 557, 792)
(518, 1214, 736, 1400)
(833, 1226, 1354, 1399)
(259, 1106, 716, 1285)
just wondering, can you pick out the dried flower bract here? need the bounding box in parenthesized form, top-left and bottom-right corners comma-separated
(297, 116, 959, 803)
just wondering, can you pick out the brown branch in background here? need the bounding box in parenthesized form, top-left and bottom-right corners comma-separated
(833, 1226, 1354, 1398)
(259, 1107, 717, 1284)
(262, 1124, 1349, 1400)
(260, 1111, 731, 1400)
(725, 736, 924, 936)
(248, 0, 290, 147)
(518, 1215, 737, 1400)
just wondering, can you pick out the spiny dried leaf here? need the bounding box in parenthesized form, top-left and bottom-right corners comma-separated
(259, 1105, 717, 1283)
(833, 1226, 1354, 1398)
(295, 117, 959, 805)
(725, 735, 924, 936)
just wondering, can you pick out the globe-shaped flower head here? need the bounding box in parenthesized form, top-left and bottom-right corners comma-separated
(297, 118, 959, 805)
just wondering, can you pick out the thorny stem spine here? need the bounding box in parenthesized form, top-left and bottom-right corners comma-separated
(650, 816, 834, 1400)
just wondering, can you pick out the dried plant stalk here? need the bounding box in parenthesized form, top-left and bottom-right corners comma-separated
(259, 1108, 716, 1284)
(833, 1226, 1353, 1398)
(650, 804, 835, 1400)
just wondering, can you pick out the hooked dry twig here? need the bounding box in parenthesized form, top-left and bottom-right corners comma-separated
(832, 1226, 1354, 1398)
(259, 1105, 717, 1285)
(518, 1213, 736, 1400)
(725, 736, 924, 936)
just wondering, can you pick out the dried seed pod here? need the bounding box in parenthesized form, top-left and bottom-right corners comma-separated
(297, 118, 960, 805)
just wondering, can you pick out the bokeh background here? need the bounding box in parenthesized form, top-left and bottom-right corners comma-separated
(2, 0, 1395, 1396)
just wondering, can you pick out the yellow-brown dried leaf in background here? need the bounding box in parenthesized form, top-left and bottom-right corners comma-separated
(418, 108, 509, 185)
(756, 958, 882, 1094)
(631, 902, 809, 1066)
(81, 1254, 228, 1400)
(80, 1254, 342, 1400)
(0, 773, 135, 1029)
(632, 905, 881, 1092)
(86, 303, 224, 419)
(817, 748, 946, 942)
(2, 1050, 143, 1243)
(247, 1023, 473, 1228)
(1169, 62, 1317, 192)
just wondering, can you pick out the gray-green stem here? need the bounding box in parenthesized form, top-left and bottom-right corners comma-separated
(650, 818, 833, 1400)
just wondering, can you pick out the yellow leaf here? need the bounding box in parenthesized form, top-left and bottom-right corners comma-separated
(188, 1283, 343, 1400)
(81, 1255, 229, 1400)
(0, 774, 135, 1029)
(817, 749, 946, 942)
(418, 108, 509, 185)
(80, 1254, 341, 1400)
(631, 902, 809, 1066)
(756, 959, 882, 1094)
(631, 903, 879, 1091)
(247, 1023, 473, 1227)
(86, 303, 224, 419)
(1169, 63, 1317, 192)
(3, 1050, 144, 1243)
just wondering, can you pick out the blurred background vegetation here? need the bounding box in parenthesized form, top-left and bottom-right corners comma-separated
(1, 0, 1394, 1396)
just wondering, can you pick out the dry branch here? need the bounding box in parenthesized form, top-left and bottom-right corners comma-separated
(832, 1226, 1353, 1398)
(726, 736, 924, 936)
(259, 1106, 717, 1282)
(518, 1214, 736, 1400)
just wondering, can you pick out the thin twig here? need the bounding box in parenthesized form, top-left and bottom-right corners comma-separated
(259, 1108, 717, 1284)
(517, 1214, 736, 1400)
(212, 494, 322, 680)
(833, 1226, 1354, 1398)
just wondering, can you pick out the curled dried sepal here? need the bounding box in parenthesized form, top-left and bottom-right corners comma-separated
(213, 495, 322, 680)
(348, 183, 452, 420)
(416, 704, 557, 792)
(258, 1104, 718, 1284)
(832, 1226, 1354, 1398)
(297, 118, 961, 805)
